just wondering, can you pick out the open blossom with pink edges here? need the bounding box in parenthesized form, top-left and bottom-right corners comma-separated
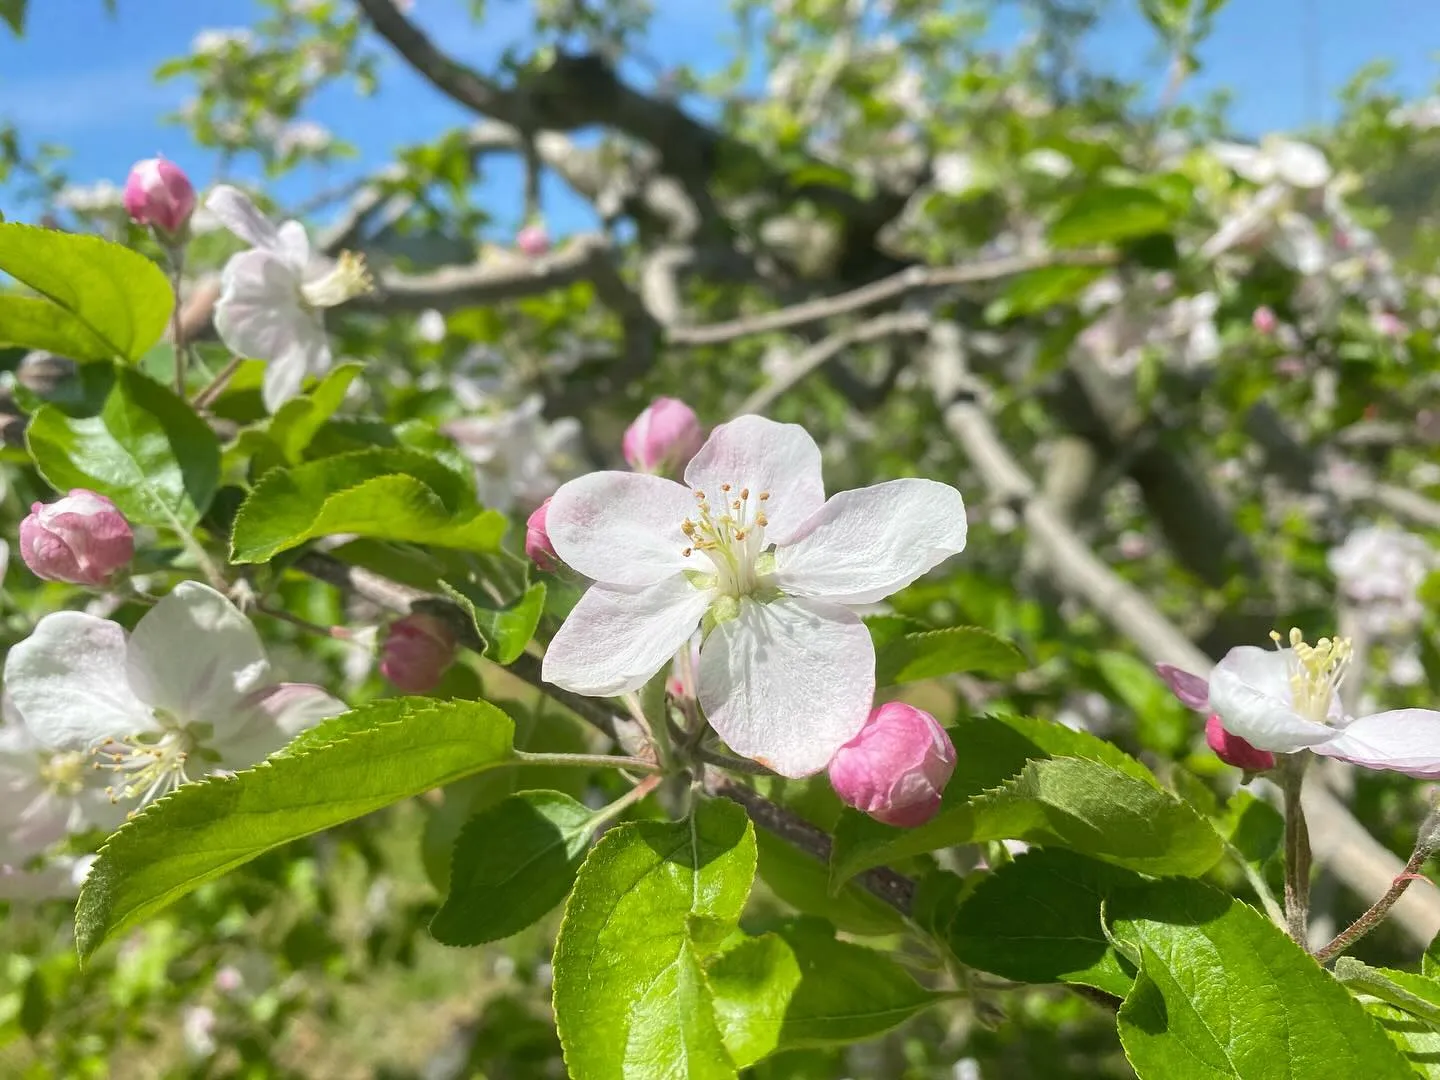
(540, 415, 967, 777)
(1159, 629, 1440, 778)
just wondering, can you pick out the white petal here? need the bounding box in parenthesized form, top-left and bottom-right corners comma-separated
(774, 478, 967, 605)
(220, 683, 347, 768)
(1207, 645, 1336, 752)
(1316, 709, 1440, 778)
(1272, 213, 1327, 276)
(3, 612, 154, 749)
(262, 349, 316, 412)
(698, 596, 873, 778)
(684, 415, 825, 544)
(276, 219, 313, 273)
(546, 471, 697, 587)
(206, 185, 281, 250)
(127, 582, 272, 727)
(1267, 139, 1331, 189)
(1210, 142, 1274, 184)
(542, 576, 710, 696)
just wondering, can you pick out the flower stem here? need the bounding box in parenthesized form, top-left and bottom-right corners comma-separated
(1316, 845, 1432, 964)
(513, 750, 661, 775)
(588, 774, 662, 828)
(193, 354, 245, 410)
(1280, 754, 1313, 947)
(166, 245, 187, 396)
(695, 746, 775, 775)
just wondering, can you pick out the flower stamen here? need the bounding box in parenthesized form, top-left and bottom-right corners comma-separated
(1272, 626, 1353, 724)
(300, 251, 374, 309)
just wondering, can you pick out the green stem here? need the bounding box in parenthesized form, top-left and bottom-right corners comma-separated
(193, 354, 245, 410)
(1280, 755, 1312, 947)
(587, 774, 663, 829)
(1316, 845, 1430, 964)
(1226, 840, 1287, 928)
(167, 246, 187, 395)
(513, 750, 661, 775)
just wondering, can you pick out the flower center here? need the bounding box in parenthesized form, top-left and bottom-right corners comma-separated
(38, 750, 89, 797)
(300, 251, 374, 309)
(1273, 627, 1352, 724)
(681, 484, 772, 598)
(92, 722, 199, 809)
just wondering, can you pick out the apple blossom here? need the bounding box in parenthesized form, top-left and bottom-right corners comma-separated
(123, 158, 196, 237)
(1328, 525, 1434, 635)
(525, 498, 559, 571)
(1159, 631, 1440, 778)
(19, 489, 134, 586)
(380, 613, 458, 693)
(623, 397, 705, 475)
(1211, 137, 1332, 190)
(442, 395, 584, 512)
(541, 415, 968, 777)
(207, 185, 374, 412)
(1252, 306, 1278, 334)
(828, 702, 956, 826)
(3, 582, 345, 809)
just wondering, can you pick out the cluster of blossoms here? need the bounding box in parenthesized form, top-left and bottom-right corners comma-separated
(0, 490, 343, 897)
(528, 403, 967, 824)
(1328, 525, 1436, 688)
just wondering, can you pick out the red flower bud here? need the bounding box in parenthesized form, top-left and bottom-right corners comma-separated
(525, 497, 559, 571)
(1205, 714, 1276, 772)
(623, 397, 704, 475)
(123, 157, 196, 237)
(828, 703, 955, 827)
(380, 613, 458, 693)
(19, 489, 133, 586)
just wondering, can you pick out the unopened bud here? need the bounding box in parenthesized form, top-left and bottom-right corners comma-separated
(1205, 714, 1276, 772)
(623, 397, 704, 475)
(525, 497, 559, 571)
(516, 222, 550, 257)
(380, 613, 458, 693)
(19, 490, 134, 586)
(1252, 306, 1278, 335)
(123, 157, 196, 237)
(828, 702, 956, 828)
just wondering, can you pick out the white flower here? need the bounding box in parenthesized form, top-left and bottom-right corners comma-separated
(541, 416, 968, 777)
(416, 309, 447, 344)
(1328, 525, 1435, 635)
(0, 697, 119, 859)
(932, 152, 980, 196)
(1186, 630, 1440, 777)
(1210, 137, 1332, 189)
(55, 180, 124, 214)
(442, 395, 584, 512)
(275, 120, 334, 157)
(3, 582, 345, 809)
(208, 186, 373, 412)
(192, 28, 255, 55)
(182, 1005, 218, 1060)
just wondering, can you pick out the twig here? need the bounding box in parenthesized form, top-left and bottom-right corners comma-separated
(1317, 847, 1432, 964)
(193, 355, 245, 410)
(733, 310, 930, 418)
(669, 251, 1114, 349)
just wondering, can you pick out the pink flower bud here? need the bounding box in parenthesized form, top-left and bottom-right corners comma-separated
(1155, 663, 1209, 712)
(19, 490, 134, 586)
(623, 397, 704, 474)
(214, 966, 244, 994)
(380, 613, 458, 693)
(526, 498, 558, 571)
(122, 157, 196, 237)
(1372, 311, 1406, 338)
(1252, 306, 1278, 335)
(828, 703, 956, 828)
(516, 223, 550, 257)
(1205, 714, 1276, 772)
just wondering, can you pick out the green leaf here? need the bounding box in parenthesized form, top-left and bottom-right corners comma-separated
(229, 448, 506, 562)
(1049, 186, 1177, 248)
(76, 698, 516, 959)
(1095, 650, 1194, 756)
(875, 626, 1028, 685)
(1112, 880, 1413, 1079)
(27, 366, 220, 528)
(830, 713, 1166, 885)
(949, 848, 1139, 997)
(706, 919, 943, 1067)
(240, 362, 364, 475)
(0, 0, 26, 34)
(1363, 1000, 1440, 1078)
(1333, 957, 1440, 1027)
(0, 222, 173, 361)
(754, 829, 906, 937)
(553, 798, 756, 1080)
(0, 295, 116, 360)
(442, 581, 547, 665)
(1426, 929, 1440, 978)
(430, 790, 593, 947)
(1216, 789, 1284, 866)
(985, 264, 1107, 322)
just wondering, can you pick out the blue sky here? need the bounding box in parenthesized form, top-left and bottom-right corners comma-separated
(0, 0, 1435, 228)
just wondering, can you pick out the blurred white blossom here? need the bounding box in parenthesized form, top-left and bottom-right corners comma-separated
(1328, 525, 1435, 635)
(443, 395, 585, 512)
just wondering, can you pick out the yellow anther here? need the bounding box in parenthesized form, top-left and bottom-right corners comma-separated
(756, 512, 769, 527)
(731, 500, 741, 510)
(740, 487, 750, 499)
(721, 483, 732, 492)
(682, 547, 692, 557)
(759, 491, 770, 501)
